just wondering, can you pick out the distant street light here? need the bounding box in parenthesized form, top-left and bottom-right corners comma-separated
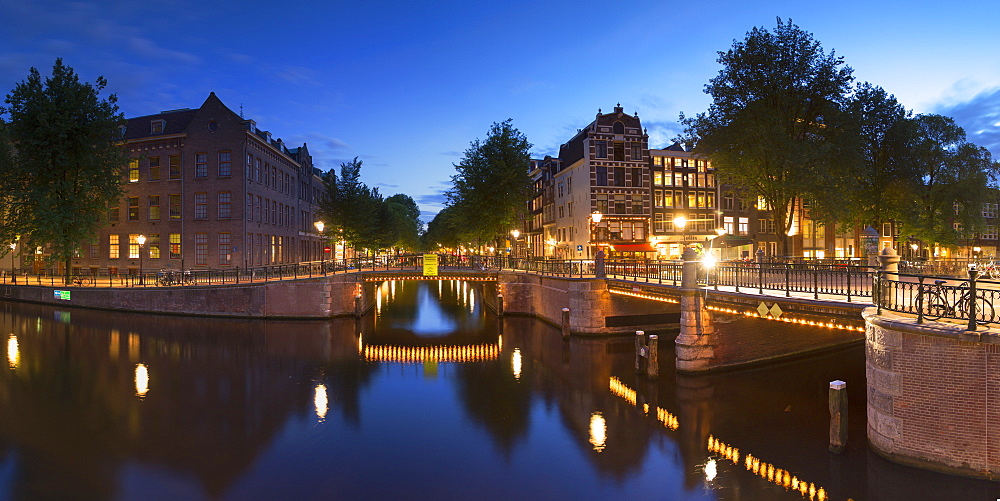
(137, 234, 146, 285)
(510, 229, 520, 258)
(8, 242, 15, 285)
(315, 221, 326, 274)
(590, 211, 604, 258)
(673, 216, 688, 254)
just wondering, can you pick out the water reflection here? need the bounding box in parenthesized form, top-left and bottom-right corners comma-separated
(0, 282, 998, 500)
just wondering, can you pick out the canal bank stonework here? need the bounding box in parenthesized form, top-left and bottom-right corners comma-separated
(864, 307, 1000, 479)
(0, 274, 369, 318)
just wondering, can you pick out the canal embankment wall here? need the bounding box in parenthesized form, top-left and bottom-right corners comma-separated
(0, 274, 369, 318)
(488, 272, 682, 335)
(864, 307, 1000, 479)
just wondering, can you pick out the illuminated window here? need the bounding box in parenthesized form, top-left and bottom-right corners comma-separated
(653, 171, 663, 186)
(109, 234, 119, 259)
(128, 159, 139, 182)
(169, 233, 181, 259)
(148, 234, 160, 259)
(128, 234, 140, 259)
(738, 217, 749, 235)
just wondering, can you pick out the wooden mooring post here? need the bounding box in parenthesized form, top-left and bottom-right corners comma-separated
(496, 294, 504, 316)
(634, 330, 659, 378)
(829, 380, 847, 453)
(561, 308, 570, 339)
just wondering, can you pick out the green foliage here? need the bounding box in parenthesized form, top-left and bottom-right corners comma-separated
(318, 158, 422, 254)
(811, 83, 920, 229)
(444, 119, 531, 247)
(681, 18, 853, 255)
(903, 115, 999, 246)
(0, 59, 127, 277)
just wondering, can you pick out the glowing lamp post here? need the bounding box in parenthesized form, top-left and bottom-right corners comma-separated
(137, 234, 146, 285)
(590, 211, 603, 259)
(8, 242, 15, 285)
(673, 216, 688, 256)
(314, 221, 326, 274)
(510, 229, 520, 258)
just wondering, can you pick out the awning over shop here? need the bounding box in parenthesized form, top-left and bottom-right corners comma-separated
(610, 243, 657, 252)
(716, 234, 753, 248)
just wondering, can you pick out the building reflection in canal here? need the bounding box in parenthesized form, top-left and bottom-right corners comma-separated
(1, 281, 998, 500)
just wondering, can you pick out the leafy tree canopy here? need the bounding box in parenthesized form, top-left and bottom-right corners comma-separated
(445, 119, 531, 247)
(0, 58, 127, 280)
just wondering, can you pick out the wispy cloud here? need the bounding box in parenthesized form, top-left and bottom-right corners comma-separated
(127, 36, 200, 65)
(934, 87, 1000, 158)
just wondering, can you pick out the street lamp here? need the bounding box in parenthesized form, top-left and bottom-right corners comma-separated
(673, 215, 688, 257)
(590, 211, 603, 259)
(8, 242, 15, 285)
(314, 221, 326, 274)
(137, 234, 146, 285)
(510, 229, 520, 258)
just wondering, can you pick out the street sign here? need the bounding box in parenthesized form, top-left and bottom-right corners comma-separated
(324, 246, 331, 253)
(577, 245, 583, 251)
(423, 254, 438, 276)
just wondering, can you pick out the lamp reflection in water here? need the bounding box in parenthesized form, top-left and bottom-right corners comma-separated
(704, 458, 718, 482)
(134, 363, 149, 398)
(511, 348, 522, 380)
(8, 334, 18, 369)
(589, 412, 607, 452)
(314, 384, 329, 421)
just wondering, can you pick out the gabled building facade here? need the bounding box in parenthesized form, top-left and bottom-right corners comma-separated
(70, 92, 325, 275)
(552, 105, 651, 259)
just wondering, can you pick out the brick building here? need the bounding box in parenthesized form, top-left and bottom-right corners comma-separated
(70, 93, 325, 275)
(547, 105, 651, 259)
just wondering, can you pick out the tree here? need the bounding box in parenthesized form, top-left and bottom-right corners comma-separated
(903, 114, 998, 248)
(380, 194, 421, 252)
(681, 18, 853, 255)
(445, 119, 531, 247)
(318, 156, 382, 254)
(812, 83, 921, 229)
(0, 59, 128, 282)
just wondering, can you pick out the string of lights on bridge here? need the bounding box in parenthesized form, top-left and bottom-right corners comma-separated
(608, 288, 864, 333)
(609, 376, 828, 501)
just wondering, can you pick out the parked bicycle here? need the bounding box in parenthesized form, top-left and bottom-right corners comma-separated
(923, 279, 995, 324)
(156, 270, 193, 286)
(71, 275, 92, 286)
(978, 260, 998, 280)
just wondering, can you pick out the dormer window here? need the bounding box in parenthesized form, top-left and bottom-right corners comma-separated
(151, 120, 165, 134)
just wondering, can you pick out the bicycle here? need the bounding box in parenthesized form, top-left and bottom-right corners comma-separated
(978, 260, 998, 280)
(71, 275, 92, 286)
(923, 279, 995, 324)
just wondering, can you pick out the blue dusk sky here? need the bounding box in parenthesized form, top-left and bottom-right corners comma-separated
(2, 0, 1000, 222)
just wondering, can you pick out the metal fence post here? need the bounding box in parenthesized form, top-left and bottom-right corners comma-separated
(846, 266, 852, 303)
(784, 263, 790, 297)
(916, 276, 924, 323)
(813, 266, 819, 300)
(968, 267, 979, 331)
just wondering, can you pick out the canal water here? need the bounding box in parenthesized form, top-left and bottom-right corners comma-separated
(1, 280, 998, 500)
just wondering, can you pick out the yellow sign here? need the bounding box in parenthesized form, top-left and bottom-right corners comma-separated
(423, 254, 439, 276)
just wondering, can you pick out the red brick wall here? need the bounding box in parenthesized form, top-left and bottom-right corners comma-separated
(865, 308, 1000, 479)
